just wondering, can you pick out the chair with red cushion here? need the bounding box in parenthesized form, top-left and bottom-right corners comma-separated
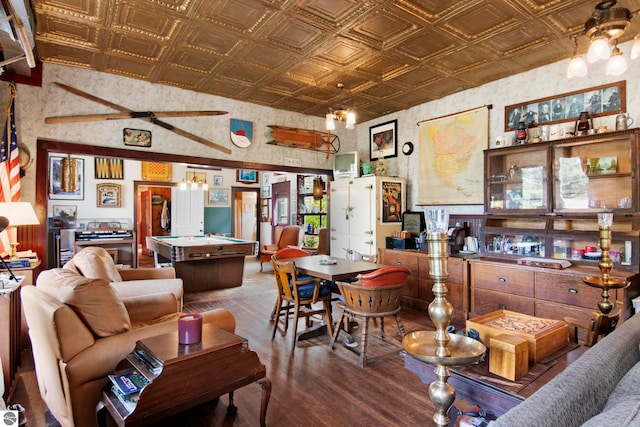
(259, 225, 303, 271)
(329, 266, 411, 367)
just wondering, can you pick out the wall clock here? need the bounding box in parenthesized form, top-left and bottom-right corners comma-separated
(402, 142, 414, 155)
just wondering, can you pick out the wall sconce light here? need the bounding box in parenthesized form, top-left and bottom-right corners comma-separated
(180, 171, 208, 191)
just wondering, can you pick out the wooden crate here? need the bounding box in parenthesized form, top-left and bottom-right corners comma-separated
(467, 310, 568, 362)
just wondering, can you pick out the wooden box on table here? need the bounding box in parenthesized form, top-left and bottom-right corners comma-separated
(489, 334, 529, 381)
(467, 309, 568, 362)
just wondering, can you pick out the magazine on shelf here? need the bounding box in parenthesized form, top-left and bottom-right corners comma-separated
(108, 368, 149, 395)
(130, 349, 162, 374)
(111, 385, 139, 412)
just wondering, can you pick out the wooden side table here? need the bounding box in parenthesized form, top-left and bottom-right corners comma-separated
(101, 324, 271, 426)
(0, 260, 40, 400)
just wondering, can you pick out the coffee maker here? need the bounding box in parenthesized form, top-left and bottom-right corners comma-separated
(447, 222, 469, 254)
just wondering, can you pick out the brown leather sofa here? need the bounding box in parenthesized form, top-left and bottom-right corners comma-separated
(22, 247, 235, 427)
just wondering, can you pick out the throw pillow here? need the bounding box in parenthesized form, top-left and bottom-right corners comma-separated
(37, 268, 131, 337)
(71, 247, 123, 282)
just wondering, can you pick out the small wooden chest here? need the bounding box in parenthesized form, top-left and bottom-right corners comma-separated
(467, 310, 568, 362)
(489, 334, 529, 381)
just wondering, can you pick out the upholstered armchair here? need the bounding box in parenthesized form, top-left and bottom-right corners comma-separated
(23, 247, 236, 427)
(259, 225, 304, 271)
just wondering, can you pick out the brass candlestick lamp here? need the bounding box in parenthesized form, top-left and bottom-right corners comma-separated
(403, 209, 485, 426)
(583, 212, 630, 314)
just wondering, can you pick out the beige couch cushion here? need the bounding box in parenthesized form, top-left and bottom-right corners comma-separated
(69, 246, 123, 282)
(37, 268, 131, 337)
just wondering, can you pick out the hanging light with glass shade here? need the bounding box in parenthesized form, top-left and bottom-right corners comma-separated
(567, 1, 638, 78)
(326, 83, 356, 131)
(312, 177, 324, 199)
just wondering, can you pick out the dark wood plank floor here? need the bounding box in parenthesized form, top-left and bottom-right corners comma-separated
(10, 255, 442, 426)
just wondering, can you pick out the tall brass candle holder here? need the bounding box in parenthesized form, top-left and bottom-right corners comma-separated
(583, 213, 630, 314)
(403, 210, 485, 426)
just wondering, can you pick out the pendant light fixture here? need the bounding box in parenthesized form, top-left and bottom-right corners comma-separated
(567, 1, 637, 78)
(326, 83, 356, 131)
(60, 154, 78, 193)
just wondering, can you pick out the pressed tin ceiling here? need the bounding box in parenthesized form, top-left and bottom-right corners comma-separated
(23, 0, 640, 122)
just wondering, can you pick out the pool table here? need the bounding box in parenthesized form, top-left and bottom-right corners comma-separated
(146, 235, 257, 292)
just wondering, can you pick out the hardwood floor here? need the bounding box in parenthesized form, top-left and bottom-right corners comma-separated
(10, 256, 440, 426)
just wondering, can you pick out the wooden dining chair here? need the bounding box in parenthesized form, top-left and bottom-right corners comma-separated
(564, 302, 622, 347)
(330, 266, 411, 367)
(269, 248, 310, 322)
(271, 258, 333, 352)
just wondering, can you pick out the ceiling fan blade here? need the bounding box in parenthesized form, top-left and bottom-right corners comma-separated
(45, 110, 228, 124)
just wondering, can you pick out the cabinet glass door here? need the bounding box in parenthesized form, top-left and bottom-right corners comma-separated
(486, 145, 548, 214)
(553, 137, 635, 212)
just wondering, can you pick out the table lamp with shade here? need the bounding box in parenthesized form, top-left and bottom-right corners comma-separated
(0, 202, 40, 259)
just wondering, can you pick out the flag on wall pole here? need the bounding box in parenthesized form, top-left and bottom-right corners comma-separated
(0, 83, 21, 254)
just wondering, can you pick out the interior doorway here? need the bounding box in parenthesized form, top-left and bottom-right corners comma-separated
(134, 181, 174, 261)
(232, 187, 259, 242)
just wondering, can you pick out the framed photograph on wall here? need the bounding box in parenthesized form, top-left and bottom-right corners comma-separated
(97, 183, 122, 207)
(123, 128, 152, 147)
(208, 188, 230, 206)
(237, 169, 258, 183)
(49, 156, 84, 200)
(370, 119, 398, 160)
(214, 175, 223, 186)
(52, 205, 77, 227)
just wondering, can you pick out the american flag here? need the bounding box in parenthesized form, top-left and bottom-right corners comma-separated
(0, 83, 20, 253)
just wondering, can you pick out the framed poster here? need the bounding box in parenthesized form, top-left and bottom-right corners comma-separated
(97, 183, 122, 207)
(370, 119, 398, 160)
(49, 156, 84, 200)
(381, 180, 403, 223)
(208, 188, 230, 206)
(95, 157, 124, 179)
(402, 211, 425, 236)
(237, 169, 258, 183)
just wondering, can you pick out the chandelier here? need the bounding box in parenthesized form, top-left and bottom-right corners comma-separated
(325, 83, 356, 131)
(567, 1, 639, 78)
(179, 170, 208, 191)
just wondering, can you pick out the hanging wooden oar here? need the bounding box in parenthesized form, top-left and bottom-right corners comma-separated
(51, 82, 232, 154)
(45, 110, 228, 124)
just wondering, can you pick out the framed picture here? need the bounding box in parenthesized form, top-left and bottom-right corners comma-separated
(380, 180, 403, 223)
(587, 156, 618, 175)
(151, 194, 164, 205)
(49, 156, 84, 200)
(208, 188, 230, 206)
(262, 186, 271, 198)
(52, 205, 77, 227)
(95, 157, 124, 179)
(237, 169, 258, 183)
(214, 175, 223, 186)
(97, 183, 122, 207)
(402, 211, 426, 236)
(370, 119, 398, 160)
(504, 81, 626, 131)
(123, 128, 152, 147)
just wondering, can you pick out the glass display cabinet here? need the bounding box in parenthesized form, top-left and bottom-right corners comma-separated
(482, 129, 640, 272)
(485, 144, 549, 214)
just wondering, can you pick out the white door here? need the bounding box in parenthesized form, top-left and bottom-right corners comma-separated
(348, 177, 376, 256)
(171, 187, 204, 236)
(329, 179, 351, 258)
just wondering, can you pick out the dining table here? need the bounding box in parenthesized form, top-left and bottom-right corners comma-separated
(285, 255, 383, 343)
(286, 255, 381, 282)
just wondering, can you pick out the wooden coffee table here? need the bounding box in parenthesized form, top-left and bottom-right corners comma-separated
(404, 344, 586, 424)
(101, 324, 271, 426)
